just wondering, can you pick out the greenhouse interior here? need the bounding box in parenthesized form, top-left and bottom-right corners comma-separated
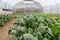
(0, 0, 60, 40)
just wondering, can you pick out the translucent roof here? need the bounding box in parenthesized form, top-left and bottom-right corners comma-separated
(0, 0, 60, 7)
(1, 0, 23, 7)
(35, 0, 57, 7)
(15, 1, 40, 9)
(23, 1, 34, 4)
(54, 0, 60, 4)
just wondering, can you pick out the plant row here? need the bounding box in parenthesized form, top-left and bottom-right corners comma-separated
(9, 15, 60, 40)
(0, 15, 11, 26)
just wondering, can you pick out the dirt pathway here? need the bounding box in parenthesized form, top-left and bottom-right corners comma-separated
(0, 18, 17, 40)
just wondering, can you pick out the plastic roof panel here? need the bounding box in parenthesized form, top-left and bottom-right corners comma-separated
(10, 0, 22, 7)
(1, 0, 8, 3)
(46, 0, 56, 6)
(54, 0, 60, 4)
(35, 0, 57, 7)
(0, 0, 60, 7)
(35, 0, 49, 7)
(1, 0, 23, 7)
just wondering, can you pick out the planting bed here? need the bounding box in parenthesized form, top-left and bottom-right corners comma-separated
(9, 15, 60, 40)
(0, 15, 11, 26)
(0, 14, 60, 40)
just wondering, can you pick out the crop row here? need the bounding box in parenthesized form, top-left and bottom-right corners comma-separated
(9, 15, 60, 40)
(0, 15, 11, 26)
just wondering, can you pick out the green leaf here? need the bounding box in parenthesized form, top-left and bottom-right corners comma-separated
(22, 34, 34, 40)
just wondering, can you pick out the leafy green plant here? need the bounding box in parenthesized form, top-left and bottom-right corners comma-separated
(0, 15, 11, 26)
(9, 15, 60, 40)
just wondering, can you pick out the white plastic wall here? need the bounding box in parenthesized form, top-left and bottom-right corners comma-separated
(51, 4, 57, 13)
(0, 1, 13, 10)
(1, 0, 60, 14)
(0, 1, 5, 9)
(43, 4, 58, 14)
(43, 6, 51, 13)
(58, 4, 60, 14)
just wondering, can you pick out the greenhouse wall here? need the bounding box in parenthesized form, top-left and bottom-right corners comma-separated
(0, 1, 5, 9)
(51, 4, 57, 13)
(43, 6, 51, 13)
(0, 0, 60, 14)
(43, 4, 60, 14)
(57, 4, 60, 14)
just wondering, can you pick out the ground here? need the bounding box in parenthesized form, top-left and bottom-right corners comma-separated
(0, 18, 17, 40)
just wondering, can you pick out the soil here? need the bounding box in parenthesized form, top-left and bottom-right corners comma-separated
(0, 18, 17, 40)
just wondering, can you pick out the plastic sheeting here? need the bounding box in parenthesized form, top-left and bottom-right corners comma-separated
(0, 0, 60, 13)
(1, 0, 23, 7)
(0, 1, 13, 9)
(0, 0, 58, 7)
(0, 1, 5, 9)
(14, 1, 42, 12)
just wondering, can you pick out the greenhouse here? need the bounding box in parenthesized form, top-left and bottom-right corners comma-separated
(0, 0, 60, 40)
